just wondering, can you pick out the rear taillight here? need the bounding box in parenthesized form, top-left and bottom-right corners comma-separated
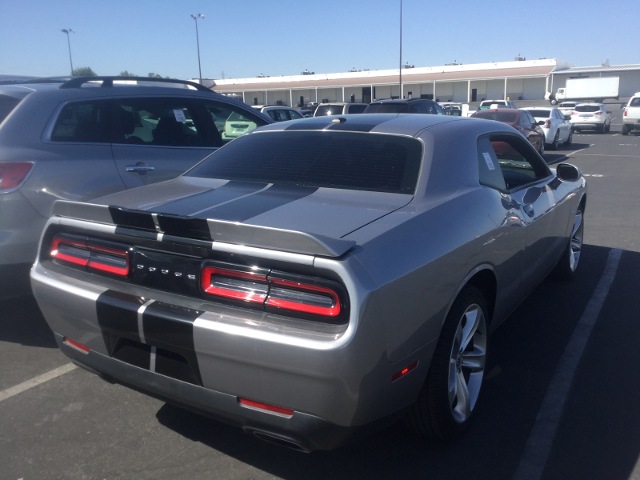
(0, 162, 33, 193)
(544, 119, 551, 128)
(201, 263, 346, 322)
(50, 235, 130, 277)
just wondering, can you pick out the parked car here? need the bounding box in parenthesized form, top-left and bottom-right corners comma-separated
(31, 113, 586, 452)
(570, 103, 612, 133)
(364, 98, 446, 114)
(557, 101, 578, 118)
(622, 92, 640, 135)
(471, 108, 546, 155)
(313, 102, 367, 116)
(521, 107, 573, 149)
(477, 99, 518, 110)
(252, 105, 304, 122)
(439, 102, 463, 116)
(0, 76, 271, 299)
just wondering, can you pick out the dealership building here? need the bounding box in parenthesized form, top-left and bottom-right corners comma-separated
(208, 58, 640, 108)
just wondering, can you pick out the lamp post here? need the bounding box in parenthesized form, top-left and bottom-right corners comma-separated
(399, 0, 403, 99)
(191, 13, 205, 84)
(61, 28, 75, 76)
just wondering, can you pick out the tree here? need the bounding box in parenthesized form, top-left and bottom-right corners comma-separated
(119, 71, 137, 77)
(147, 73, 164, 78)
(72, 67, 97, 76)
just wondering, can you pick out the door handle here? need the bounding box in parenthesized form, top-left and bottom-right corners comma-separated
(126, 164, 155, 174)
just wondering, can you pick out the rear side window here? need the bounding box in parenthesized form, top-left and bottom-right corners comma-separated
(0, 95, 21, 124)
(629, 97, 640, 107)
(51, 100, 110, 142)
(478, 135, 551, 191)
(188, 131, 423, 194)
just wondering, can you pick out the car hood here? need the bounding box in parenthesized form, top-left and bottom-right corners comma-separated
(58, 176, 413, 257)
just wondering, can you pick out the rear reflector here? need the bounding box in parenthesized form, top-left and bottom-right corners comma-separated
(63, 337, 90, 354)
(392, 361, 418, 382)
(239, 398, 294, 418)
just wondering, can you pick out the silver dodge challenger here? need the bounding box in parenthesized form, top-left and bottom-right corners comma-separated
(30, 113, 586, 451)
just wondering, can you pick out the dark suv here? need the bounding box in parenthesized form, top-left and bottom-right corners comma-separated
(0, 76, 271, 298)
(363, 98, 446, 114)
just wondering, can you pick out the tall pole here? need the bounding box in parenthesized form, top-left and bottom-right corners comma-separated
(61, 28, 75, 76)
(191, 14, 205, 83)
(399, 0, 403, 99)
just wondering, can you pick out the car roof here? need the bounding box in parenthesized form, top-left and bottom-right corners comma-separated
(369, 98, 435, 104)
(250, 112, 512, 137)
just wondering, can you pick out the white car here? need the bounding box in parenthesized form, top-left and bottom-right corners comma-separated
(252, 105, 304, 122)
(571, 103, 612, 133)
(557, 101, 577, 118)
(521, 107, 573, 149)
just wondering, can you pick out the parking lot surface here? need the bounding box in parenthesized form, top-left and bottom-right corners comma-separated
(3, 107, 640, 480)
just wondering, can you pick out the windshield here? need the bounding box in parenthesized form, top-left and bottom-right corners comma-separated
(187, 131, 422, 194)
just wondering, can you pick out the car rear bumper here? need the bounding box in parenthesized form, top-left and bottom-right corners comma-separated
(54, 331, 363, 452)
(30, 262, 428, 450)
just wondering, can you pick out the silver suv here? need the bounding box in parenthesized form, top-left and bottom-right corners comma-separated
(0, 76, 271, 298)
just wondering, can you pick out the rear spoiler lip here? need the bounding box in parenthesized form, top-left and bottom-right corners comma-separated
(51, 200, 356, 258)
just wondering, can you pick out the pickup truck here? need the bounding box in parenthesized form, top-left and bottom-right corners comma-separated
(622, 93, 640, 135)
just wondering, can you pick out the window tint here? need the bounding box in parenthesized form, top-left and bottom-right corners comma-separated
(475, 110, 518, 123)
(111, 98, 214, 146)
(575, 105, 600, 113)
(51, 100, 110, 142)
(527, 109, 551, 118)
(478, 135, 551, 191)
(347, 104, 366, 114)
(629, 98, 640, 107)
(188, 131, 422, 194)
(0, 95, 21, 123)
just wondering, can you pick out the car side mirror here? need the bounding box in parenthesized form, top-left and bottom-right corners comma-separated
(556, 163, 581, 182)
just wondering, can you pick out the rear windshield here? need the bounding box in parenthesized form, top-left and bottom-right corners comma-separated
(315, 105, 344, 116)
(187, 131, 422, 194)
(474, 110, 518, 123)
(364, 103, 409, 113)
(629, 98, 640, 107)
(525, 110, 550, 118)
(575, 105, 600, 113)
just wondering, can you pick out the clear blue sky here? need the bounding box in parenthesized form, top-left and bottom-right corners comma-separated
(1, 0, 636, 80)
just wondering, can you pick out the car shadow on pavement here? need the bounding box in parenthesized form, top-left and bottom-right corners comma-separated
(0, 294, 56, 348)
(154, 244, 640, 480)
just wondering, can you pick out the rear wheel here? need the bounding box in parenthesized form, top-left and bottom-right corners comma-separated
(622, 125, 630, 136)
(550, 131, 560, 150)
(564, 129, 573, 146)
(407, 286, 488, 440)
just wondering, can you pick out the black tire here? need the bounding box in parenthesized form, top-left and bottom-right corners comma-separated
(622, 124, 630, 136)
(550, 131, 560, 150)
(551, 206, 584, 281)
(564, 129, 573, 146)
(407, 286, 488, 440)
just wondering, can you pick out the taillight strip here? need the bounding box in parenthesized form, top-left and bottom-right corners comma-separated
(266, 278, 341, 317)
(50, 236, 129, 277)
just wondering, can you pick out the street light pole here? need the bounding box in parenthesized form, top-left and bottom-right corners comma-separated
(399, 0, 403, 99)
(61, 28, 75, 76)
(191, 13, 205, 84)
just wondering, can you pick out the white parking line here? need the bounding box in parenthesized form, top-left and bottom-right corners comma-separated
(0, 363, 77, 403)
(513, 248, 622, 480)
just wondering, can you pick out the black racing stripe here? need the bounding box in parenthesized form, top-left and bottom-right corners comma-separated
(96, 290, 146, 343)
(142, 301, 203, 385)
(148, 181, 269, 216)
(196, 184, 319, 222)
(95, 290, 204, 386)
(109, 207, 156, 230)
